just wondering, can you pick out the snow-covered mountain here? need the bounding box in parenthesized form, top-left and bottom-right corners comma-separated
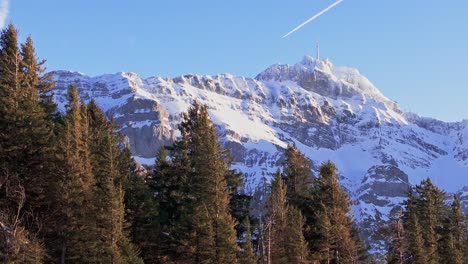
(50, 56, 468, 253)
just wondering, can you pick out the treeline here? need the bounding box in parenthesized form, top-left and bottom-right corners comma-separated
(0, 24, 466, 264)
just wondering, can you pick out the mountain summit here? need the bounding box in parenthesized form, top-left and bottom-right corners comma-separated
(51, 56, 468, 252)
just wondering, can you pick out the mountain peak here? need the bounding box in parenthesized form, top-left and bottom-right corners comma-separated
(256, 56, 399, 111)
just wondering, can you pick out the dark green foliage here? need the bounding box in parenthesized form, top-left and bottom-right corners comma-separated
(438, 195, 464, 264)
(144, 146, 187, 262)
(50, 87, 100, 262)
(415, 179, 445, 264)
(263, 171, 309, 264)
(401, 179, 445, 264)
(237, 217, 258, 264)
(387, 211, 406, 264)
(283, 144, 314, 202)
(87, 99, 143, 263)
(146, 102, 239, 263)
(0, 24, 57, 264)
(402, 191, 429, 264)
(392, 179, 468, 264)
(0, 24, 56, 230)
(310, 161, 359, 263)
(20, 35, 57, 118)
(282, 145, 317, 256)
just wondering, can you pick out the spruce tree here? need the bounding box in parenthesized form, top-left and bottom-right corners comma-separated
(118, 146, 154, 263)
(179, 102, 238, 263)
(237, 217, 258, 264)
(310, 161, 359, 264)
(402, 191, 428, 264)
(148, 102, 239, 263)
(284, 206, 310, 264)
(145, 146, 185, 262)
(87, 99, 143, 263)
(0, 24, 56, 238)
(438, 195, 463, 264)
(265, 170, 309, 264)
(51, 86, 99, 263)
(283, 144, 314, 202)
(414, 179, 446, 264)
(282, 144, 316, 256)
(387, 211, 406, 264)
(20, 35, 56, 118)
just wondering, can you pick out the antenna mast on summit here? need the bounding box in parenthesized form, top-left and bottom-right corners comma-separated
(316, 38, 320, 61)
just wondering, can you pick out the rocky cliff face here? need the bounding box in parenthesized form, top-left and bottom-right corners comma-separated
(50, 56, 468, 253)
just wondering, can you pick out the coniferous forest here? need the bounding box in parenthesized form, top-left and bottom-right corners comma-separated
(0, 24, 467, 264)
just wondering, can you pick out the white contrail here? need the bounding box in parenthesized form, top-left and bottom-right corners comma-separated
(0, 0, 9, 28)
(283, 0, 344, 38)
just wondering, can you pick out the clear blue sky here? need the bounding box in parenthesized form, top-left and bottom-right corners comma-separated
(8, 0, 468, 121)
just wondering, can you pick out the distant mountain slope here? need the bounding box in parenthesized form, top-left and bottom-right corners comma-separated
(51, 56, 468, 253)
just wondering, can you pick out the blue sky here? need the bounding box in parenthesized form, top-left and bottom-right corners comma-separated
(7, 0, 468, 121)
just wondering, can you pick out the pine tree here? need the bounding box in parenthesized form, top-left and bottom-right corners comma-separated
(51, 86, 99, 263)
(19, 36, 57, 228)
(225, 167, 253, 246)
(145, 146, 185, 262)
(413, 179, 446, 264)
(117, 146, 156, 246)
(265, 170, 288, 264)
(117, 146, 151, 264)
(310, 161, 359, 264)
(147, 102, 239, 263)
(284, 206, 310, 264)
(0, 24, 56, 239)
(87, 99, 143, 263)
(237, 217, 258, 264)
(282, 144, 316, 256)
(20, 35, 56, 118)
(179, 102, 238, 263)
(387, 211, 406, 264)
(402, 191, 427, 264)
(264, 170, 309, 264)
(438, 195, 463, 264)
(0, 24, 21, 96)
(283, 144, 314, 203)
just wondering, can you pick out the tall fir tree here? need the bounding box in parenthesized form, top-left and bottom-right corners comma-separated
(145, 146, 186, 263)
(87, 100, 143, 263)
(387, 211, 406, 264)
(402, 191, 428, 264)
(0, 24, 56, 240)
(50, 86, 100, 263)
(438, 195, 463, 264)
(20, 35, 56, 118)
(18, 34, 57, 229)
(414, 179, 446, 264)
(179, 102, 239, 263)
(264, 170, 309, 264)
(282, 144, 317, 256)
(237, 217, 258, 264)
(283, 144, 314, 203)
(310, 161, 359, 264)
(147, 102, 239, 263)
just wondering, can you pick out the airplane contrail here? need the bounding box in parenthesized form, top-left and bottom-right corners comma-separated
(283, 0, 344, 38)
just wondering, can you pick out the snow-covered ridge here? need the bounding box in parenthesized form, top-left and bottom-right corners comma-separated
(50, 56, 468, 253)
(256, 56, 400, 112)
